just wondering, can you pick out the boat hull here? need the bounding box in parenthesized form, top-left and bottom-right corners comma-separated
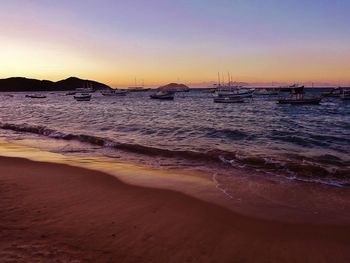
(214, 97, 245, 103)
(150, 95, 174, 100)
(74, 97, 91, 101)
(277, 97, 322, 105)
(74, 94, 91, 101)
(25, 95, 47, 99)
(101, 92, 127, 96)
(217, 90, 254, 98)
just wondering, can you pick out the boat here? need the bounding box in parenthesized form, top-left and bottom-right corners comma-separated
(254, 88, 280, 95)
(213, 72, 254, 101)
(216, 86, 254, 98)
(150, 90, 174, 100)
(65, 91, 77, 96)
(214, 96, 245, 103)
(128, 78, 150, 92)
(341, 89, 350, 100)
(277, 97, 322, 105)
(76, 81, 94, 93)
(279, 84, 299, 92)
(277, 86, 322, 105)
(101, 89, 127, 96)
(128, 87, 150, 92)
(322, 87, 342, 97)
(25, 94, 47, 99)
(74, 93, 91, 101)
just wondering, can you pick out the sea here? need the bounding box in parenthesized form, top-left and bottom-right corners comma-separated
(0, 88, 349, 191)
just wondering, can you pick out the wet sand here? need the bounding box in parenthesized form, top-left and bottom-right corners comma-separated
(1, 156, 350, 263)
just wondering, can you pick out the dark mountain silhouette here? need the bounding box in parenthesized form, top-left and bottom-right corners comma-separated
(158, 83, 190, 92)
(0, 77, 111, 92)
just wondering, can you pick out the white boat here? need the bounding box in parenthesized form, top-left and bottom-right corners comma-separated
(216, 86, 254, 98)
(74, 93, 91, 101)
(254, 88, 280, 95)
(101, 90, 127, 96)
(214, 96, 245, 103)
(150, 90, 174, 100)
(213, 72, 254, 102)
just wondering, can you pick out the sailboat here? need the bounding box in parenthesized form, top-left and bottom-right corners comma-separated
(74, 81, 93, 101)
(213, 72, 254, 103)
(76, 81, 94, 93)
(101, 89, 128, 96)
(128, 78, 150, 92)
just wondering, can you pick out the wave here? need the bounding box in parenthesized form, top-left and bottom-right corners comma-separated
(0, 122, 349, 186)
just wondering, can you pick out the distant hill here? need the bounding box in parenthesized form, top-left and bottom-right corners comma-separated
(158, 83, 190, 92)
(0, 77, 112, 92)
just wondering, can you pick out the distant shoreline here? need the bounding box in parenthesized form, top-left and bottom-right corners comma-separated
(0, 76, 111, 92)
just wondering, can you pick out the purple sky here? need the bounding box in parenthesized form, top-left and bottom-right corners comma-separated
(0, 0, 349, 86)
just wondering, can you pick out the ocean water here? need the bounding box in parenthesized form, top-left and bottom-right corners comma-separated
(0, 89, 349, 188)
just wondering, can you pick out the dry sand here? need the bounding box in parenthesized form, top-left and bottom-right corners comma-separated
(1, 156, 349, 263)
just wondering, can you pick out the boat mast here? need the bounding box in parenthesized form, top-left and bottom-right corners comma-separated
(217, 72, 221, 87)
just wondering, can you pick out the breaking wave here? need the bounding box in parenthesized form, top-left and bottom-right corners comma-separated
(1, 122, 349, 186)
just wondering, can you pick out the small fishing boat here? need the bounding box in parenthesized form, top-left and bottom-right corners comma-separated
(341, 89, 350, 100)
(150, 90, 174, 100)
(101, 90, 127, 96)
(74, 93, 91, 101)
(214, 96, 245, 103)
(277, 86, 322, 105)
(25, 94, 47, 99)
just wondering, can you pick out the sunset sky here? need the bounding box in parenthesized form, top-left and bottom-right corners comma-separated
(0, 0, 349, 87)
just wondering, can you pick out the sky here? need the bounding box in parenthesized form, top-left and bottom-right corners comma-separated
(0, 0, 349, 87)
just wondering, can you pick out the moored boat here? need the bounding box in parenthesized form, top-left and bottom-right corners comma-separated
(322, 87, 342, 97)
(277, 86, 322, 105)
(25, 94, 47, 99)
(341, 89, 350, 100)
(277, 97, 322, 105)
(279, 84, 300, 92)
(214, 96, 245, 103)
(101, 90, 128, 96)
(254, 88, 280, 95)
(150, 90, 174, 100)
(74, 93, 91, 101)
(216, 86, 254, 98)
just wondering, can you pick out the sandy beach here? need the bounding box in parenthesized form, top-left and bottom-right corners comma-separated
(1, 156, 350, 263)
